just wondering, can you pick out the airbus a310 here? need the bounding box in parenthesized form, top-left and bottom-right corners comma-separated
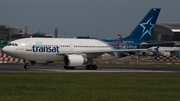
(2, 8, 161, 70)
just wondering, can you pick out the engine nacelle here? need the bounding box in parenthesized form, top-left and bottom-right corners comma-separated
(64, 55, 88, 67)
(30, 61, 53, 66)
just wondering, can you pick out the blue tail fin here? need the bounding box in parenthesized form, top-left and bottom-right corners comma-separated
(123, 8, 161, 41)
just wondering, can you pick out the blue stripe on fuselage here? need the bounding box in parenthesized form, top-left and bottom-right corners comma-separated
(100, 39, 156, 49)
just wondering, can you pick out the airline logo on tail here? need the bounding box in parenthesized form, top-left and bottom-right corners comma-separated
(122, 8, 160, 41)
(139, 17, 154, 40)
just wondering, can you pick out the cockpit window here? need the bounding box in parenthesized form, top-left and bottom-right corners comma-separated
(8, 43, 18, 46)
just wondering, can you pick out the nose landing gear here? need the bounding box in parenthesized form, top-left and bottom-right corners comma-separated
(23, 60, 30, 69)
(24, 65, 30, 69)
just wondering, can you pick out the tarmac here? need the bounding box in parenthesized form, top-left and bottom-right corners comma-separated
(0, 64, 180, 73)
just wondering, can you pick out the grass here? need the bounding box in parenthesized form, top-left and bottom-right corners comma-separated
(0, 73, 180, 101)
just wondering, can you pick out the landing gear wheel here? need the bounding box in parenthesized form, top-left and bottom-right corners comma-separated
(89, 65, 93, 70)
(69, 67, 75, 69)
(64, 66, 69, 69)
(23, 60, 30, 69)
(86, 65, 97, 70)
(86, 65, 90, 70)
(24, 65, 30, 69)
(64, 66, 76, 69)
(92, 65, 97, 70)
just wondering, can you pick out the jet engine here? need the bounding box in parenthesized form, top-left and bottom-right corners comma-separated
(30, 61, 53, 66)
(64, 55, 88, 67)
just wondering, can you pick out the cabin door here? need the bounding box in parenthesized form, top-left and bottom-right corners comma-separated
(26, 41, 32, 51)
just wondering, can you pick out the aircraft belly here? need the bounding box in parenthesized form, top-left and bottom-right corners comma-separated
(28, 54, 63, 61)
(16, 52, 63, 61)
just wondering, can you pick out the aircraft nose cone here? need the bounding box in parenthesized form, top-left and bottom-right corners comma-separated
(2, 47, 5, 53)
(2, 46, 20, 58)
(2, 46, 9, 54)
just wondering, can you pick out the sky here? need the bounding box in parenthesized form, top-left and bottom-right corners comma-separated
(1, 0, 180, 39)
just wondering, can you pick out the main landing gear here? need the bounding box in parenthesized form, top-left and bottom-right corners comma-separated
(85, 58, 97, 70)
(85, 65, 97, 70)
(64, 66, 76, 69)
(23, 60, 30, 69)
(64, 65, 97, 70)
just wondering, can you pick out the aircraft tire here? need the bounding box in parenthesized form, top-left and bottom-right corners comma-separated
(86, 65, 90, 70)
(92, 65, 97, 70)
(69, 67, 75, 69)
(89, 65, 93, 70)
(86, 65, 97, 70)
(24, 65, 30, 69)
(64, 66, 69, 69)
(64, 66, 75, 69)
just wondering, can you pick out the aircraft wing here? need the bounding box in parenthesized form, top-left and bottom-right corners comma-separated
(57, 49, 147, 56)
(80, 49, 147, 54)
(141, 42, 175, 48)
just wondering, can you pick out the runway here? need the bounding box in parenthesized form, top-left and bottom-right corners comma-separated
(1, 64, 180, 73)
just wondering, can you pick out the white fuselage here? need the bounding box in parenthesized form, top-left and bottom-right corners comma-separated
(3, 38, 117, 61)
(148, 47, 180, 56)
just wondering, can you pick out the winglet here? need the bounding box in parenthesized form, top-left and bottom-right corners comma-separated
(154, 46, 160, 52)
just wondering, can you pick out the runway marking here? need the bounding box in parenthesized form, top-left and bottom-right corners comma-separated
(32, 69, 176, 73)
(0, 64, 179, 73)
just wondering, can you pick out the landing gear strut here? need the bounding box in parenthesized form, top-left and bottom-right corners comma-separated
(23, 60, 30, 69)
(86, 58, 97, 70)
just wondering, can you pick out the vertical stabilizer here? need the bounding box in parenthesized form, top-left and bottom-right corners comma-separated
(123, 8, 160, 41)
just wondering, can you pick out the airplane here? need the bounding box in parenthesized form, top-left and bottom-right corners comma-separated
(0, 35, 10, 49)
(148, 46, 180, 56)
(2, 8, 161, 70)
